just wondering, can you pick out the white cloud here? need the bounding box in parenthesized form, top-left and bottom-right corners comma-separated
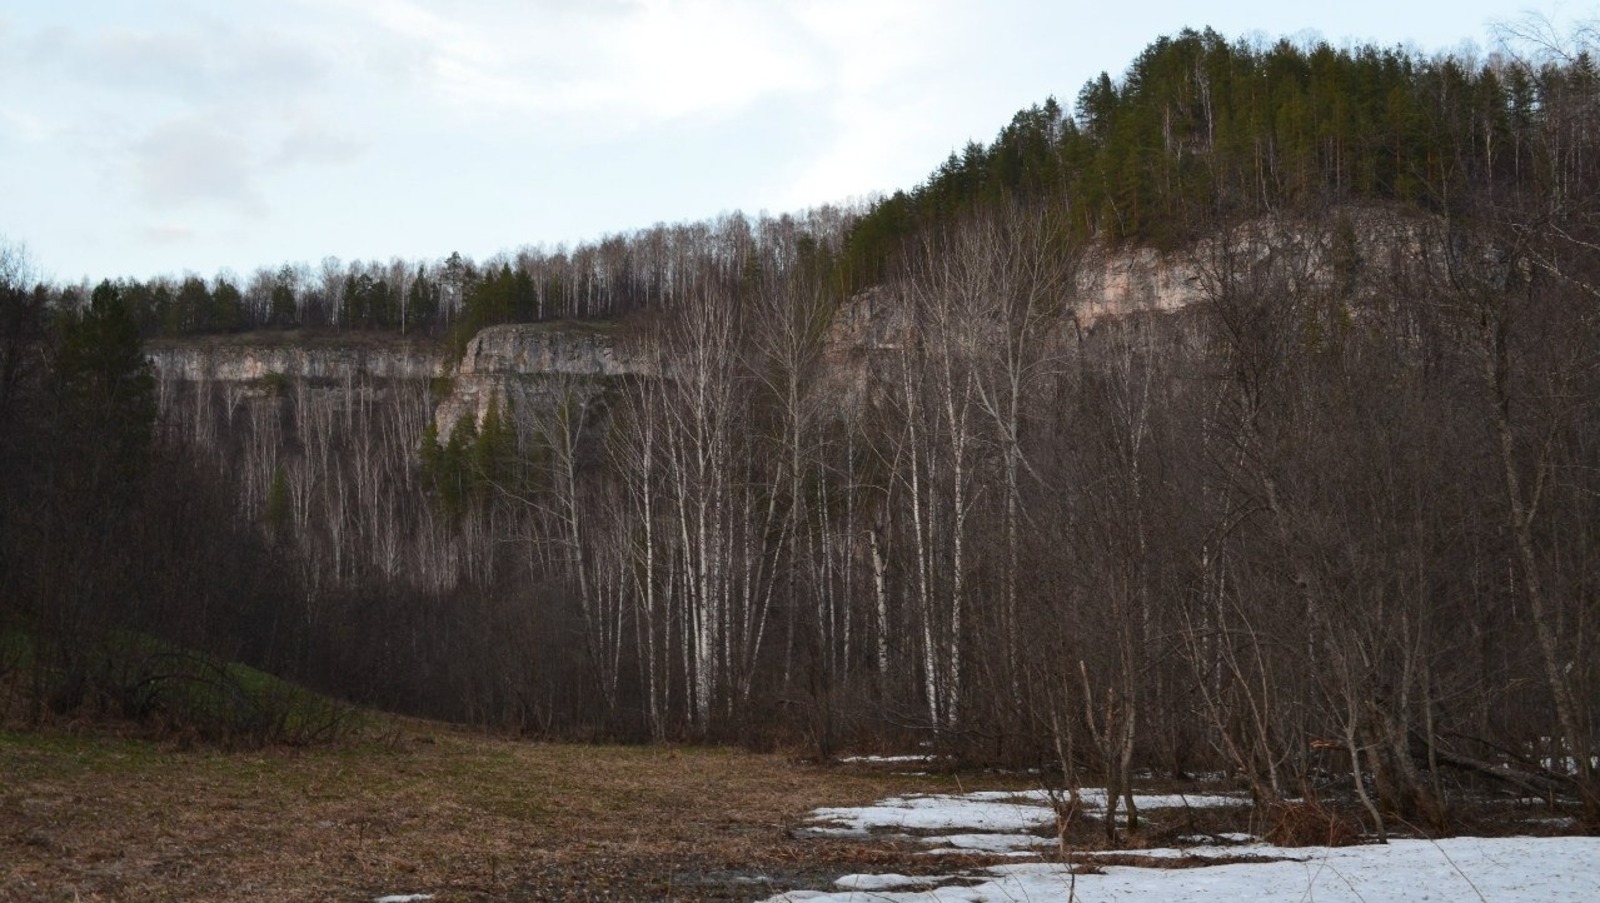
(89, 27, 213, 93)
(329, 0, 837, 125)
(268, 114, 366, 170)
(0, 104, 49, 144)
(777, 99, 927, 207)
(2, 10, 366, 219)
(592, 0, 822, 119)
(10, 0, 1529, 283)
(143, 222, 196, 244)
(132, 115, 266, 214)
(774, 0, 972, 207)
(795, 0, 952, 88)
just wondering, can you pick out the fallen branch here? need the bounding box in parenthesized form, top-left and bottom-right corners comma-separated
(1428, 746, 1569, 798)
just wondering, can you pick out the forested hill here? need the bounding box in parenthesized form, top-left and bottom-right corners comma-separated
(844, 27, 1597, 282)
(4, 25, 1599, 834)
(35, 28, 1600, 345)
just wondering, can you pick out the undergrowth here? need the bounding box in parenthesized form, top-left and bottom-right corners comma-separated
(0, 626, 369, 748)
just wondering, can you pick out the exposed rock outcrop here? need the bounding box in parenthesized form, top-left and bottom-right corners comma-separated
(147, 333, 443, 384)
(434, 322, 655, 434)
(145, 323, 659, 441)
(1074, 244, 1207, 321)
(146, 209, 1430, 436)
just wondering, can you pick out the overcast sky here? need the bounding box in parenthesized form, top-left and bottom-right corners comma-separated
(0, 0, 1574, 284)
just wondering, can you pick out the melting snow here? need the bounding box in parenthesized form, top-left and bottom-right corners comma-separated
(763, 788, 1600, 902)
(919, 833, 1056, 854)
(807, 788, 1247, 840)
(761, 837, 1600, 902)
(833, 873, 952, 891)
(810, 793, 1056, 836)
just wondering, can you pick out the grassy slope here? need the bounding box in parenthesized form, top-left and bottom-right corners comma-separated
(0, 627, 365, 748)
(0, 726, 994, 902)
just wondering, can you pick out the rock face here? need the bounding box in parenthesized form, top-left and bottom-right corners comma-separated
(813, 243, 1210, 410)
(147, 211, 1424, 433)
(434, 322, 655, 434)
(455, 323, 653, 378)
(1073, 244, 1207, 321)
(814, 286, 911, 413)
(147, 335, 443, 384)
(146, 325, 657, 438)
(1069, 207, 1430, 325)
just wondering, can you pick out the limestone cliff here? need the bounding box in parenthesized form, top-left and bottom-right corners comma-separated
(147, 333, 443, 384)
(145, 211, 1423, 432)
(145, 323, 654, 438)
(1073, 244, 1206, 320)
(433, 322, 654, 433)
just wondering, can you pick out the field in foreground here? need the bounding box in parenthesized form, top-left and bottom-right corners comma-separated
(0, 726, 969, 902)
(6, 726, 1598, 902)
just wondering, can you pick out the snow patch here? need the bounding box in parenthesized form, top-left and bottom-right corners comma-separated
(806, 787, 1248, 840)
(921, 832, 1055, 853)
(758, 837, 1600, 902)
(834, 873, 951, 891)
(768, 787, 1600, 903)
(809, 793, 1054, 835)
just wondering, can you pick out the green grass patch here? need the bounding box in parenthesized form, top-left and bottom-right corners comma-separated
(0, 728, 168, 781)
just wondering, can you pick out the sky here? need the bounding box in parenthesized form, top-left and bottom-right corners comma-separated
(0, 0, 1583, 284)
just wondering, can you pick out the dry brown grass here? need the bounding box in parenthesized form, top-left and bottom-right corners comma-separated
(1262, 798, 1362, 848)
(0, 723, 973, 902)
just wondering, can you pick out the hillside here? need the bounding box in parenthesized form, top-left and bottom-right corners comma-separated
(2, 25, 1597, 841)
